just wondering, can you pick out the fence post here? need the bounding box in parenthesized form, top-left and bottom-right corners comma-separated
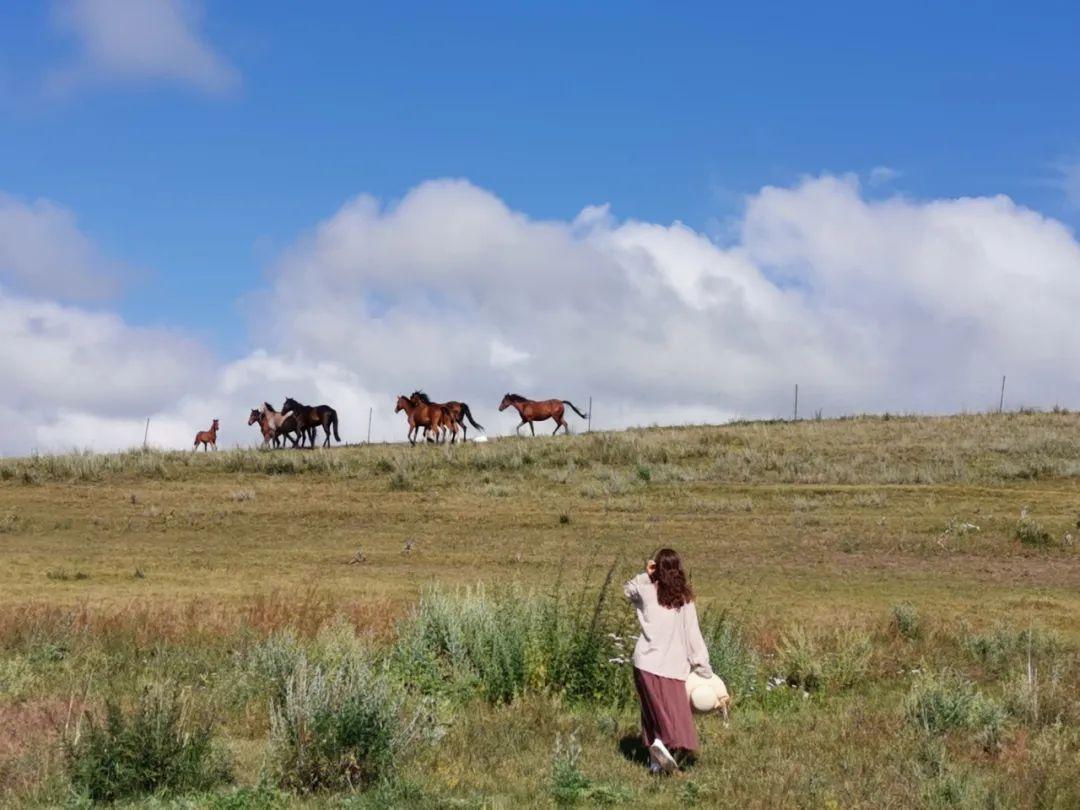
(367, 407, 373, 444)
(999, 376, 1006, 414)
(587, 396, 592, 433)
(143, 418, 150, 450)
(793, 384, 799, 421)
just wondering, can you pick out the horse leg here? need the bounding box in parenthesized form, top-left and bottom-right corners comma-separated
(516, 420, 526, 435)
(553, 419, 565, 435)
(529, 421, 535, 437)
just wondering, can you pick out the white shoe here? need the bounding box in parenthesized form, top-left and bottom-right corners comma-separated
(649, 739, 679, 773)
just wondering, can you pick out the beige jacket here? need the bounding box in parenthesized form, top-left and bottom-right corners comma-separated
(624, 572, 713, 681)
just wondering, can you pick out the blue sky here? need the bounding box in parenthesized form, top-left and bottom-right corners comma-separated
(3, 2, 1080, 451)
(4, 2, 1078, 350)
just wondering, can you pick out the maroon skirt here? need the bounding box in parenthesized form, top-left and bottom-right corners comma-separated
(633, 667, 700, 752)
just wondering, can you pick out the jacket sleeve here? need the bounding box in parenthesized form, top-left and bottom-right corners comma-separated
(684, 602, 714, 678)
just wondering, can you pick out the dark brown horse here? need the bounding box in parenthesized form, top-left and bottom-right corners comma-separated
(410, 391, 483, 441)
(282, 397, 340, 448)
(498, 393, 587, 436)
(395, 395, 453, 445)
(193, 419, 219, 451)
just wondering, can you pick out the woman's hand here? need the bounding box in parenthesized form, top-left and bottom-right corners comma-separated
(646, 559, 656, 577)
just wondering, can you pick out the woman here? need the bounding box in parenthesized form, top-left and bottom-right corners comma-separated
(624, 548, 712, 773)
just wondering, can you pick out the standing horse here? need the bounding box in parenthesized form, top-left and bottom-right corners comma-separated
(193, 419, 220, 451)
(498, 393, 587, 436)
(282, 397, 340, 448)
(395, 395, 453, 445)
(410, 391, 484, 441)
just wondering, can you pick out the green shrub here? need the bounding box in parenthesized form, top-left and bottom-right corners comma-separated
(267, 658, 417, 794)
(892, 603, 921, 640)
(64, 685, 231, 803)
(905, 670, 1007, 752)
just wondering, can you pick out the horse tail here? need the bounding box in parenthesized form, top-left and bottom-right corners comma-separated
(562, 400, 588, 419)
(461, 403, 484, 430)
(332, 410, 341, 442)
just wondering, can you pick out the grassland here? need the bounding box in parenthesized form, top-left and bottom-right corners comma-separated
(1, 411, 1078, 807)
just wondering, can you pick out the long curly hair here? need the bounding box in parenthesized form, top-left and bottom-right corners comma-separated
(650, 547, 694, 609)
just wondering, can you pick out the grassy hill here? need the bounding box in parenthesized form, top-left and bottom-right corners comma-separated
(1, 412, 1078, 806)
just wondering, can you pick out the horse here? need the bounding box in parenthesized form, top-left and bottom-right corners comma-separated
(410, 391, 484, 441)
(498, 393, 587, 436)
(193, 419, 220, 451)
(262, 402, 302, 448)
(395, 395, 453, 445)
(248, 408, 276, 447)
(282, 397, 340, 448)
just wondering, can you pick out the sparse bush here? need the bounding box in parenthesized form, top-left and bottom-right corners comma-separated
(635, 464, 651, 482)
(905, 670, 1007, 752)
(892, 603, 921, 640)
(963, 626, 1060, 675)
(550, 732, 631, 806)
(64, 685, 231, 803)
(390, 571, 634, 707)
(702, 612, 758, 702)
(777, 628, 824, 691)
(267, 658, 416, 793)
(1015, 513, 1054, 547)
(0, 655, 35, 699)
(826, 629, 873, 690)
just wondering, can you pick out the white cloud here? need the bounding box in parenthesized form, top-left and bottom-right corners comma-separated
(10, 173, 1080, 455)
(1057, 161, 1080, 208)
(868, 165, 900, 186)
(48, 0, 239, 95)
(0, 192, 122, 301)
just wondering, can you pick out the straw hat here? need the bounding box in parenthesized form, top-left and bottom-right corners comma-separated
(686, 672, 730, 714)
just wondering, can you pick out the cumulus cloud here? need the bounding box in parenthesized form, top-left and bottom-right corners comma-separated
(10, 173, 1080, 455)
(48, 0, 239, 95)
(259, 175, 1080, 426)
(0, 192, 122, 301)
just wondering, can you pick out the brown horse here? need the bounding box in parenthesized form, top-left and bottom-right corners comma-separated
(498, 393, 587, 436)
(248, 408, 274, 447)
(395, 395, 454, 445)
(193, 419, 219, 451)
(410, 391, 483, 441)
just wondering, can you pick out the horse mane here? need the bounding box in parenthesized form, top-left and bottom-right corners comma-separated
(504, 393, 527, 403)
(263, 402, 276, 413)
(411, 390, 431, 404)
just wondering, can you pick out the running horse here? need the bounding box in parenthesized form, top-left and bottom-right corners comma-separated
(248, 408, 274, 447)
(282, 397, 340, 448)
(409, 391, 484, 441)
(395, 395, 453, 445)
(498, 393, 587, 436)
(193, 419, 220, 451)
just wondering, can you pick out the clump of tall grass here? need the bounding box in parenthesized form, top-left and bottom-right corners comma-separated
(1015, 511, 1055, 547)
(905, 669, 1008, 752)
(963, 625, 1060, 675)
(891, 603, 921, 640)
(549, 732, 632, 807)
(267, 657, 422, 794)
(702, 612, 758, 702)
(64, 684, 231, 803)
(775, 627, 872, 692)
(390, 568, 634, 707)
